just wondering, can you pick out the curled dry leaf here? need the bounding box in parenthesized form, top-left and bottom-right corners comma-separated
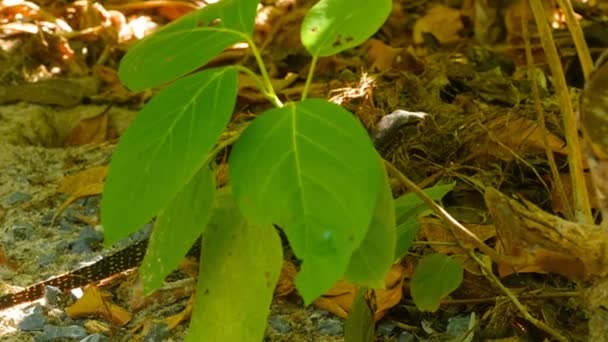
(66, 286, 132, 326)
(313, 263, 408, 321)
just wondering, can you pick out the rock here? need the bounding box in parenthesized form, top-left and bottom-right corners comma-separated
(36, 324, 87, 341)
(80, 333, 108, 342)
(269, 315, 291, 334)
(4, 192, 32, 205)
(18, 306, 47, 331)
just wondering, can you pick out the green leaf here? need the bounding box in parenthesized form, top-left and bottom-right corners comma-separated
(301, 0, 391, 57)
(393, 183, 454, 258)
(139, 165, 215, 294)
(187, 188, 282, 342)
(394, 183, 454, 225)
(410, 254, 463, 312)
(394, 218, 419, 260)
(101, 67, 237, 245)
(345, 159, 395, 288)
(344, 287, 375, 342)
(119, 0, 259, 90)
(229, 99, 382, 304)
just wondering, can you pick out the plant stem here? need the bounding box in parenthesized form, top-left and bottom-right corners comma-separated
(204, 124, 248, 166)
(383, 160, 529, 267)
(470, 252, 568, 342)
(301, 54, 318, 100)
(245, 36, 283, 107)
(528, 0, 593, 224)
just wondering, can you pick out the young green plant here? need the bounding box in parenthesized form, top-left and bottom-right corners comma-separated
(100, 0, 462, 340)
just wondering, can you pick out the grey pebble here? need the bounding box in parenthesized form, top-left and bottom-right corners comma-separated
(80, 333, 108, 342)
(12, 222, 34, 240)
(36, 324, 87, 341)
(4, 191, 32, 205)
(378, 321, 396, 335)
(398, 331, 415, 342)
(71, 225, 103, 253)
(43, 286, 62, 307)
(317, 318, 343, 336)
(18, 306, 47, 331)
(269, 315, 291, 334)
(38, 254, 56, 267)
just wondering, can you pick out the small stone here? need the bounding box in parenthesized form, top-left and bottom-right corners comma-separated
(398, 331, 415, 342)
(12, 222, 34, 241)
(38, 254, 56, 267)
(80, 333, 108, 342)
(378, 321, 396, 335)
(317, 317, 343, 336)
(37, 324, 87, 341)
(71, 226, 104, 254)
(268, 315, 291, 334)
(4, 192, 32, 205)
(18, 308, 47, 331)
(43, 286, 62, 307)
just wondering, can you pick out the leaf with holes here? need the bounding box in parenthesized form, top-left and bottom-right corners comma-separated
(139, 165, 215, 294)
(188, 188, 282, 342)
(229, 99, 382, 304)
(119, 0, 259, 91)
(301, 0, 391, 57)
(410, 253, 463, 312)
(101, 67, 237, 245)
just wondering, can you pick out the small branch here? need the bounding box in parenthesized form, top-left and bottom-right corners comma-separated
(383, 160, 529, 267)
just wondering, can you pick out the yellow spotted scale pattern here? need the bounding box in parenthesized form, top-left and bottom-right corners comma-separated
(0, 239, 149, 310)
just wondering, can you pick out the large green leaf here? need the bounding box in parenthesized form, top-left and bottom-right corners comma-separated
(410, 253, 463, 312)
(229, 99, 382, 303)
(187, 188, 282, 342)
(344, 159, 395, 288)
(301, 0, 391, 57)
(119, 0, 259, 90)
(344, 287, 375, 342)
(139, 165, 215, 294)
(101, 67, 237, 245)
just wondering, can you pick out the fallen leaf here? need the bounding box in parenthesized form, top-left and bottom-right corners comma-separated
(413, 5, 463, 44)
(65, 108, 110, 146)
(66, 286, 132, 326)
(314, 263, 407, 321)
(471, 116, 567, 160)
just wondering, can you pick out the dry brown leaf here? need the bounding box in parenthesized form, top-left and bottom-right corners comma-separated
(66, 286, 132, 326)
(275, 261, 297, 297)
(313, 263, 407, 321)
(65, 109, 110, 146)
(548, 173, 597, 217)
(366, 39, 400, 72)
(413, 5, 463, 44)
(419, 218, 496, 274)
(53, 166, 107, 224)
(57, 166, 108, 194)
(472, 116, 567, 160)
(419, 218, 496, 252)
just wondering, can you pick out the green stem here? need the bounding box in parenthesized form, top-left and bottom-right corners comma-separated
(204, 125, 248, 166)
(301, 54, 318, 100)
(245, 36, 283, 107)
